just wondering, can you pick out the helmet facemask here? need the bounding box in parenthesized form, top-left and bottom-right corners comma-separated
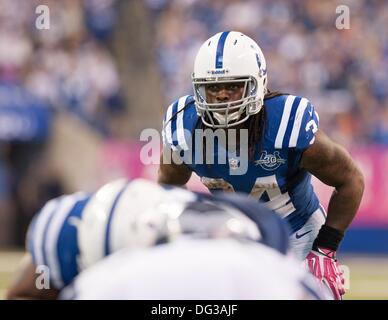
(192, 75, 264, 128)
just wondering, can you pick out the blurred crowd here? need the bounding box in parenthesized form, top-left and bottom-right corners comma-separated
(0, 0, 122, 245)
(147, 0, 388, 147)
(0, 0, 122, 133)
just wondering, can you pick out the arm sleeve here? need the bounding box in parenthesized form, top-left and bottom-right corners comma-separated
(293, 99, 319, 151)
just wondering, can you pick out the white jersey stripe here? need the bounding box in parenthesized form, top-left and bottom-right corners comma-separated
(161, 119, 167, 146)
(275, 95, 296, 149)
(45, 193, 85, 289)
(32, 198, 61, 266)
(164, 102, 174, 146)
(289, 98, 309, 148)
(176, 95, 189, 150)
(314, 110, 320, 124)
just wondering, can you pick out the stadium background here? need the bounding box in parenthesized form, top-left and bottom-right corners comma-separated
(0, 0, 387, 299)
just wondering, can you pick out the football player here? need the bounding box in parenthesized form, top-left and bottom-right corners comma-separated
(62, 185, 325, 300)
(6, 178, 295, 299)
(158, 31, 365, 300)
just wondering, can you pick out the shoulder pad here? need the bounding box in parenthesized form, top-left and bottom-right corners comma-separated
(162, 95, 197, 151)
(269, 95, 319, 150)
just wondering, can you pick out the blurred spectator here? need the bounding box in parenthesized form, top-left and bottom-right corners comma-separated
(0, 0, 122, 246)
(84, 0, 118, 40)
(0, 0, 122, 135)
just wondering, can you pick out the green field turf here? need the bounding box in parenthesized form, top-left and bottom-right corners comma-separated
(0, 251, 387, 300)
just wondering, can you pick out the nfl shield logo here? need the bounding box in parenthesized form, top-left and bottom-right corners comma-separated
(229, 158, 239, 170)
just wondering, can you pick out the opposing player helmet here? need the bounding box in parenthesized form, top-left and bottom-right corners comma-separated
(192, 31, 268, 128)
(77, 178, 261, 269)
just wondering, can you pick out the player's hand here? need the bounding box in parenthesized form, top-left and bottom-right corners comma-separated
(305, 247, 345, 300)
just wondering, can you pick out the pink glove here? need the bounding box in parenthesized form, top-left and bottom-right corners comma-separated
(306, 247, 345, 300)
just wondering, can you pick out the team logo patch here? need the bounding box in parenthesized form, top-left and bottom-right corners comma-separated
(254, 151, 286, 171)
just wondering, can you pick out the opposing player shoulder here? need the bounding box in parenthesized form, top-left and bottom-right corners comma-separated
(208, 192, 290, 255)
(265, 94, 319, 151)
(162, 95, 198, 152)
(26, 192, 91, 289)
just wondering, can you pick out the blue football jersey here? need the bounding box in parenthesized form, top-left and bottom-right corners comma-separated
(26, 193, 91, 290)
(162, 94, 321, 233)
(26, 179, 133, 291)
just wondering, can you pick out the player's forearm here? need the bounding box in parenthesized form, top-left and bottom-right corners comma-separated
(325, 169, 364, 233)
(6, 254, 59, 300)
(301, 131, 365, 233)
(158, 151, 192, 186)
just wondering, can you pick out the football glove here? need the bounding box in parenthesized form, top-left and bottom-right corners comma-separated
(305, 247, 345, 300)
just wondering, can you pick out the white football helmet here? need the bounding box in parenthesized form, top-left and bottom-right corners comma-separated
(192, 31, 268, 128)
(77, 178, 261, 270)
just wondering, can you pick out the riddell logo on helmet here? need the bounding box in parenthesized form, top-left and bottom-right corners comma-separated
(207, 69, 229, 75)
